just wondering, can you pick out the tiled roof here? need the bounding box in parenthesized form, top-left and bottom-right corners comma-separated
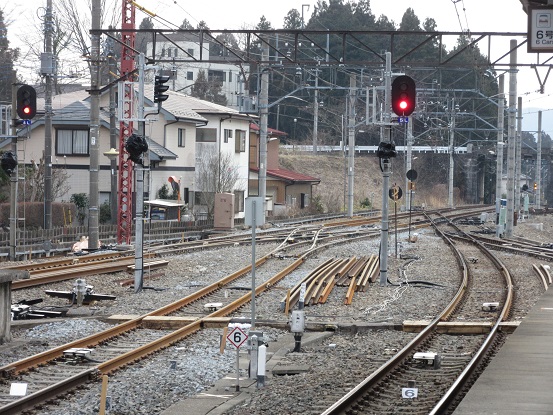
(251, 167, 320, 184)
(146, 137, 178, 161)
(249, 123, 288, 136)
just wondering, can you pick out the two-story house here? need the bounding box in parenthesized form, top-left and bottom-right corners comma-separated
(11, 87, 251, 221)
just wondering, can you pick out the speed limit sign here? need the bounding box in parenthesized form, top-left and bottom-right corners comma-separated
(227, 327, 248, 349)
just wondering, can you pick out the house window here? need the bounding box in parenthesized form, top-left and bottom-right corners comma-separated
(224, 129, 232, 144)
(228, 71, 233, 82)
(196, 128, 217, 142)
(56, 129, 89, 155)
(187, 48, 194, 57)
(234, 190, 244, 213)
(161, 48, 165, 57)
(167, 48, 172, 57)
(235, 130, 246, 152)
(174, 48, 178, 57)
(187, 71, 193, 81)
(178, 128, 186, 147)
(208, 70, 225, 82)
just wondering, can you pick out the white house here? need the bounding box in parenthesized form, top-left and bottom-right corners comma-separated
(146, 33, 252, 111)
(10, 87, 252, 221)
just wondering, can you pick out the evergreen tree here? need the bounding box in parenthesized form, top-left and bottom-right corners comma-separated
(0, 9, 18, 104)
(283, 9, 303, 29)
(136, 17, 154, 55)
(190, 69, 227, 105)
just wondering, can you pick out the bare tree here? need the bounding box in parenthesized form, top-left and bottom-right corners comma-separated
(16, 0, 120, 86)
(196, 148, 244, 219)
(22, 157, 70, 202)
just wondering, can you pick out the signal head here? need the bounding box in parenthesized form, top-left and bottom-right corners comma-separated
(391, 75, 416, 116)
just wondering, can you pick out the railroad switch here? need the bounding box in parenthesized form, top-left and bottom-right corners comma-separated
(482, 302, 500, 312)
(413, 352, 441, 369)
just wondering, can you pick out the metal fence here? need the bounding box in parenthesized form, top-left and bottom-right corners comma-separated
(0, 218, 215, 260)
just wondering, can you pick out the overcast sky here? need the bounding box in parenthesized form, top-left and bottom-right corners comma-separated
(5, 0, 552, 131)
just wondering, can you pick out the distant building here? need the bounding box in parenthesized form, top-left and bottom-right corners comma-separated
(146, 33, 253, 112)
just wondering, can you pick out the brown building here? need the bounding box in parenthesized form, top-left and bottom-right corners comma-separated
(248, 124, 320, 215)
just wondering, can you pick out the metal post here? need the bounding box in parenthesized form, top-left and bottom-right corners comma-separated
(379, 52, 392, 286)
(109, 37, 118, 224)
(515, 96, 523, 213)
(44, 0, 53, 230)
(251, 201, 256, 329)
(496, 74, 505, 236)
(405, 120, 413, 209)
(235, 348, 240, 392)
(448, 98, 455, 208)
(134, 54, 146, 293)
(9, 78, 18, 261)
(313, 71, 318, 154)
(258, 43, 269, 214)
(88, 0, 101, 250)
(537, 111, 542, 208)
(347, 75, 356, 217)
(505, 39, 517, 237)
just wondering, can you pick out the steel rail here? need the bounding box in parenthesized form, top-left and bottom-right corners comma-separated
(320, 212, 482, 415)
(11, 256, 162, 289)
(0, 369, 97, 415)
(428, 213, 514, 414)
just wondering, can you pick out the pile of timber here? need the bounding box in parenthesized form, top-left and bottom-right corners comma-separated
(281, 255, 379, 312)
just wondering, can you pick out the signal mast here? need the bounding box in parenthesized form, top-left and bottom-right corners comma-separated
(117, 0, 137, 244)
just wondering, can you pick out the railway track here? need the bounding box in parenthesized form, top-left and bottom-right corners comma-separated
(320, 211, 514, 415)
(0, 205, 501, 414)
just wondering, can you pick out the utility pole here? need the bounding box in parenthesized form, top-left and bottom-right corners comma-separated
(43, 0, 53, 231)
(258, 42, 269, 212)
(448, 98, 456, 208)
(88, 0, 101, 250)
(505, 39, 517, 237)
(515, 97, 523, 214)
(536, 111, 542, 208)
(313, 70, 318, 154)
(108, 32, 118, 225)
(379, 52, 392, 286)
(495, 74, 505, 237)
(9, 76, 18, 261)
(346, 75, 356, 217)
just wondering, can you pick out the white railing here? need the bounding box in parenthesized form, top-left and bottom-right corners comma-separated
(281, 145, 469, 154)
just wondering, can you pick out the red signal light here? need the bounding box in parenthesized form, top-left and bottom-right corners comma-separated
(391, 76, 416, 116)
(23, 106, 31, 115)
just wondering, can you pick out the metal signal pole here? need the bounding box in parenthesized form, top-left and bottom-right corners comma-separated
(89, 0, 101, 250)
(44, 0, 53, 231)
(379, 52, 392, 286)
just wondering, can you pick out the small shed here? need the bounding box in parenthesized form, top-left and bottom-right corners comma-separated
(144, 199, 186, 221)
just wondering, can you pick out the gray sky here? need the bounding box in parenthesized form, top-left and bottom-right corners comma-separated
(6, 0, 552, 131)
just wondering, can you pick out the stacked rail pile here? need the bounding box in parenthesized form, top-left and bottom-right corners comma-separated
(282, 255, 379, 312)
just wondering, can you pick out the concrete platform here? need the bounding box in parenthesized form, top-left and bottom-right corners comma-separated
(160, 331, 333, 415)
(453, 286, 553, 415)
